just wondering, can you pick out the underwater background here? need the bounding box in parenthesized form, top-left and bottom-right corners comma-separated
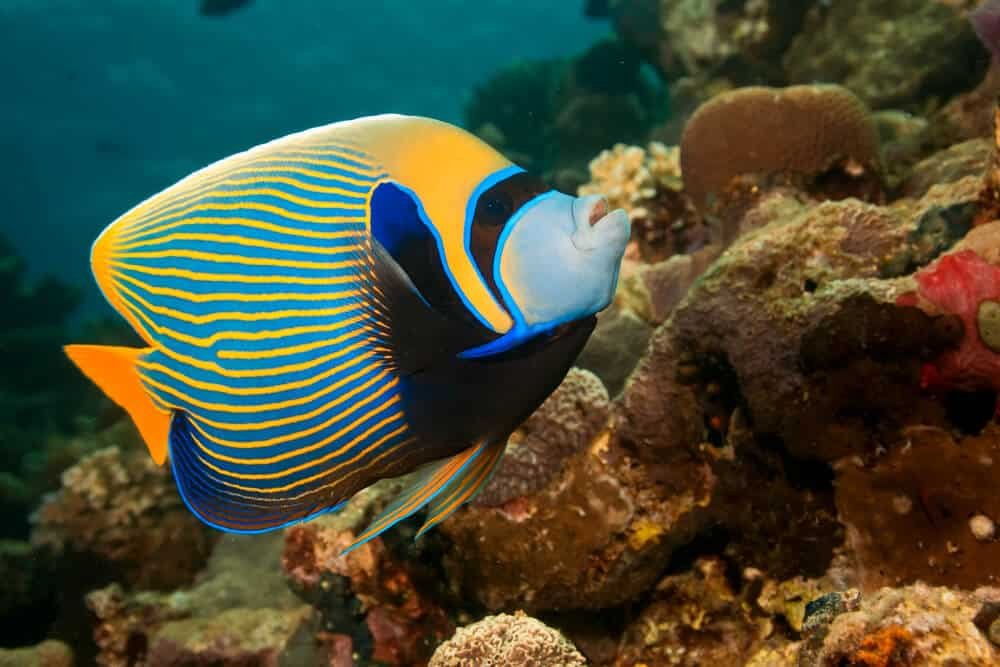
(4, 0, 1000, 665)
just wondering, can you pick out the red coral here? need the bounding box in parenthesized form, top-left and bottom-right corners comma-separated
(899, 250, 1000, 393)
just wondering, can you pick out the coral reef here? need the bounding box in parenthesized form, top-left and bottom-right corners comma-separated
(579, 141, 703, 261)
(465, 38, 663, 179)
(31, 425, 217, 591)
(283, 481, 453, 666)
(575, 305, 652, 396)
(835, 425, 1000, 591)
(679, 84, 882, 213)
(0, 640, 73, 667)
(17, 4, 1000, 665)
(614, 557, 776, 666)
(0, 231, 104, 540)
(784, 0, 988, 110)
(439, 367, 714, 613)
(658, 0, 811, 82)
(87, 532, 314, 667)
(429, 612, 586, 667)
(796, 584, 1000, 666)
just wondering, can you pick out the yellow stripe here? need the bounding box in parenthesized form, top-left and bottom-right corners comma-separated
(352, 450, 474, 542)
(120, 198, 366, 240)
(134, 320, 367, 380)
(112, 270, 361, 304)
(194, 423, 412, 498)
(110, 260, 360, 286)
(218, 323, 375, 360)
(191, 394, 403, 471)
(113, 280, 364, 325)
(118, 216, 361, 246)
(122, 158, 378, 230)
(115, 232, 359, 256)
(116, 288, 368, 348)
(420, 444, 501, 532)
(263, 153, 380, 171)
(121, 165, 380, 233)
(141, 351, 382, 417)
(116, 248, 362, 271)
(139, 338, 372, 398)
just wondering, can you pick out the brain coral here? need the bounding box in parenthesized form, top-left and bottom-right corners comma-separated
(429, 612, 586, 667)
(679, 84, 881, 209)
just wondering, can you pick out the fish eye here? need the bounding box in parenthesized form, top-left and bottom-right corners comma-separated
(482, 193, 513, 223)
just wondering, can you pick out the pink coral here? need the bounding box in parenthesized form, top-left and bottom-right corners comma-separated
(899, 250, 1000, 394)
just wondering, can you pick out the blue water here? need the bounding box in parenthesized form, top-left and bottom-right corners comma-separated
(0, 0, 606, 308)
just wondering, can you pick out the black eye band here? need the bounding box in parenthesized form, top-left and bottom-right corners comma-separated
(468, 172, 549, 302)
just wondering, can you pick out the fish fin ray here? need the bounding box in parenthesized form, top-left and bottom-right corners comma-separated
(168, 412, 346, 533)
(64, 344, 171, 465)
(340, 443, 486, 554)
(415, 439, 506, 538)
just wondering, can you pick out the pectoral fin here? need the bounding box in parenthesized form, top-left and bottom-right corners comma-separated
(342, 439, 506, 554)
(64, 344, 171, 465)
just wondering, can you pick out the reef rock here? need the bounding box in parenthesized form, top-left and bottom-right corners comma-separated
(784, 0, 988, 110)
(835, 424, 1000, 591)
(282, 480, 452, 666)
(429, 612, 586, 667)
(88, 532, 313, 667)
(658, 0, 811, 81)
(614, 557, 779, 667)
(576, 306, 652, 396)
(31, 429, 217, 591)
(797, 584, 1000, 666)
(440, 367, 714, 612)
(0, 640, 73, 667)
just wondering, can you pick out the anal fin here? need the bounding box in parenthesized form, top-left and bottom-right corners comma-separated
(342, 439, 506, 554)
(415, 439, 505, 538)
(64, 344, 171, 465)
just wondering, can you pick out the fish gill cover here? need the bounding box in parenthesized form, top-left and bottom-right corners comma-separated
(5, 1, 1000, 666)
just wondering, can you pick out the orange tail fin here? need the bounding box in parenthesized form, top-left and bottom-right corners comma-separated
(64, 345, 171, 465)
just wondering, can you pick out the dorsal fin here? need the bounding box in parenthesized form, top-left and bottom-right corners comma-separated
(63, 345, 171, 464)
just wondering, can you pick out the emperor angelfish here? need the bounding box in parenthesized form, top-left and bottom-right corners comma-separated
(65, 115, 629, 552)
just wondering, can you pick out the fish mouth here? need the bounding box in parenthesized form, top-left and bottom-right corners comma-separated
(571, 195, 630, 252)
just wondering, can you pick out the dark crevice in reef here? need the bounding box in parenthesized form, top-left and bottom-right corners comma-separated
(944, 388, 998, 435)
(663, 524, 736, 583)
(676, 349, 747, 447)
(755, 434, 835, 493)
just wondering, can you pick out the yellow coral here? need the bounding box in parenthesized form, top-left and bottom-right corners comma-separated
(579, 142, 682, 223)
(628, 519, 666, 551)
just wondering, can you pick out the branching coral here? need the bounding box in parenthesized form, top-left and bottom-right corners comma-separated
(579, 141, 702, 260)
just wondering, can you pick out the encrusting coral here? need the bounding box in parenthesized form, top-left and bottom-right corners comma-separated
(87, 531, 317, 667)
(30, 422, 217, 591)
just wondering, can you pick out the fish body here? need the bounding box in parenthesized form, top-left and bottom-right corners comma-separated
(66, 115, 629, 550)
